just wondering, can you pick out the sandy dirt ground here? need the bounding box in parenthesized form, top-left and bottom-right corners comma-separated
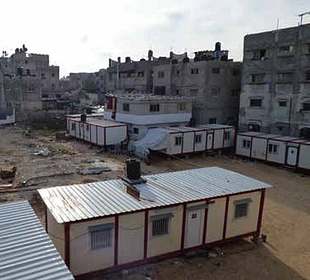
(0, 126, 309, 280)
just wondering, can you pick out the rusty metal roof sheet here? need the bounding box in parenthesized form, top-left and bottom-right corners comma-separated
(0, 201, 74, 280)
(39, 167, 271, 224)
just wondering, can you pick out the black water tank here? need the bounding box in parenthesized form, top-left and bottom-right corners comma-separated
(81, 114, 87, 122)
(125, 159, 141, 180)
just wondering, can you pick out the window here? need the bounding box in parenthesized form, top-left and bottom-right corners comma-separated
(176, 70, 180, 75)
(123, 103, 130, 112)
(303, 103, 310, 111)
(279, 45, 292, 54)
(305, 70, 310, 81)
(6, 102, 11, 107)
(250, 99, 262, 107)
(191, 68, 199, 74)
(268, 144, 278, 154)
(277, 72, 293, 82)
(138, 71, 144, 77)
(151, 214, 171, 236)
(51, 73, 55, 77)
(251, 74, 265, 83)
(71, 123, 76, 131)
(177, 102, 186, 111)
(211, 88, 220, 97)
(231, 89, 239, 96)
(158, 71, 165, 78)
(224, 131, 231, 140)
(279, 101, 287, 107)
(154, 86, 166, 95)
(190, 89, 198, 96)
(175, 136, 182, 146)
(133, 127, 139, 134)
(252, 49, 266, 60)
(195, 134, 202, 143)
(51, 84, 55, 90)
(25, 60, 28, 64)
(89, 224, 113, 250)
(212, 68, 220, 74)
(15, 102, 21, 108)
(209, 118, 217, 124)
(242, 139, 251, 149)
(41, 73, 46, 79)
(234, 199, 252, 218)
(150, 104, 160, 112)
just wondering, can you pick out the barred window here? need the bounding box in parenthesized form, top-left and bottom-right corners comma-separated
(150, 104, 160, 112)
(234, 198, 252, 218)
(89, 224, 114, 250)
(151, 215, 171, 236)
(224, 131, 231, 140)
(195, 134, 202, 143)
(175, 136, 182, 146)
(242, 140, 251, 149)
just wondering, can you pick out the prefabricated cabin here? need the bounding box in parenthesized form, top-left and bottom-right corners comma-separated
(66, 115, 128, 146)
(131, 124, 235, 158)
(236, 132, 310, 170)
(39, 166, 271, 278)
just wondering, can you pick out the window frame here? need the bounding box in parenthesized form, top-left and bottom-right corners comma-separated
(268, 143, 278, 154)
(191, 68, 199, 74)
(212, 67, 220, 74)
(133, 127, 139, 134)
(158, 71, 165, 78)
(175, 136, 182, 146)
(150, 104, 160, 112)
(177, 102, 186, 111)
(224, 131, 231, 141)
(89, 224, 114, 250)
(242, 139, 251, 149)
(123, 103, 130, 112)
(278, 100, 287, 107)
(234, 199, 252, 218)
(303, 102, 310, 111)
(150, 214, 172, 237)
(250, 99, 262, 108)
(195, 134, 202, 144)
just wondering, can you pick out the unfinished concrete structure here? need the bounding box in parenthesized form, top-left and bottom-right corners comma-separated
(0, 45, 61, 112)
(239, 23, 310, 138)
(152, 44, 241, 126)
(106, 51, 171, 94)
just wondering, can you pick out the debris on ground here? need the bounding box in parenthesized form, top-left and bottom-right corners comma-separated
(76, 167, 111, 175)
(0, 165, 17, 179)
(32, 148, 50, 157)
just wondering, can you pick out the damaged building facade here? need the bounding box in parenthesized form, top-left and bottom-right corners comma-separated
(153, 44, 242, 126)
(0, 46, 61, 113)
(239, 23, 310, 138)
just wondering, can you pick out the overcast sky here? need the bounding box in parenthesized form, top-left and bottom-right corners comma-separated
(1, 0, 309, 77)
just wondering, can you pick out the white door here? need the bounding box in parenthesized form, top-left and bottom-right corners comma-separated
(185, 208, 205, 249)
(206, 133, 213, 150)
(286, 146, 298, 166)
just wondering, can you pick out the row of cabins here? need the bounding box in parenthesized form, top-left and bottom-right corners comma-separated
(39, 163, 271, 278)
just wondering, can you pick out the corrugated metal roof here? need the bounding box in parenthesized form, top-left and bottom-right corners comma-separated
(39, 167, 271, 224)
(0, 201, 74, 280)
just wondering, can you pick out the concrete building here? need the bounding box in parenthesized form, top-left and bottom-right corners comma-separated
(106, 51, 171, 94)
(104, 94, 193, 140)
(153, 44, 242, 126)
(239, 23, 310, 138)
(39, 164, 271, 278)
(0, 45, 62, 112)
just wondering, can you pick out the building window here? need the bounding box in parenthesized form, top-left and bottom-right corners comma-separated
(6, 102, 11, 108)
(71, 123, 76, 131)
(177, 102, 186, 111)
(175, 136, 182, 146)
(279, 45, 293, 54)
(242, 139, 251, 149)
(151, 215, 171, 236)
(133, 127, 139, 134)
(123, 103, 130, 112)
(234, 199, 252, 218)
(209, 118, 217, 124)
(15, 102, 21, 107)
(231, 89, 239, 96)
(51, 84, 55, 90)
(158, 71, 165, 78)
(212, 68, 220, 74)
(305, 70, 310, 81)
(150, 104, 160, 112)
(250, 99, 262, 107)
(191, 68, 199, 74)
(278, 72, 293, 83)
(224, 131, 231, 140)
(51, 73, 55, 77)
(190, 89, 198, 96)
(268, 144, 278, 154)
(303, 102, 310, 111)
(138, 71, 144, 77)
(195, 134, 202, 143)
(252, 49, 266, 60)
(154, 86, 166, 95)
(251, 74, 265, 83)
(211, 88, 220, 97)
(41, 73, 46, 79)
(279, 101, 287, 107)
(176, 70, 180, 75)
(89, 224, 113, 250)
(25, 60, 28, 64)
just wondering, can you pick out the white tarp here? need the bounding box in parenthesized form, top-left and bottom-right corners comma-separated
(130, 128, 169, 159)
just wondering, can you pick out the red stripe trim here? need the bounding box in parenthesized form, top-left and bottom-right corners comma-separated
(64, 223, 70, 269)
(222, 196, 230, 239)
(180, 203, 187, 250)
(256, 189, 265, 236)
(144, 210, 148, 259)
(114, 215, 119, 266)
(202, 200, 208, 244)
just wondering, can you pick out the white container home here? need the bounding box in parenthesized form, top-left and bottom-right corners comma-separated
(66, 114, 127, 146)
(131, 124, 235, 158)
(39, 164, 271, 278)
(0, 108, 15, 126)
(236, 132, 310, 171)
